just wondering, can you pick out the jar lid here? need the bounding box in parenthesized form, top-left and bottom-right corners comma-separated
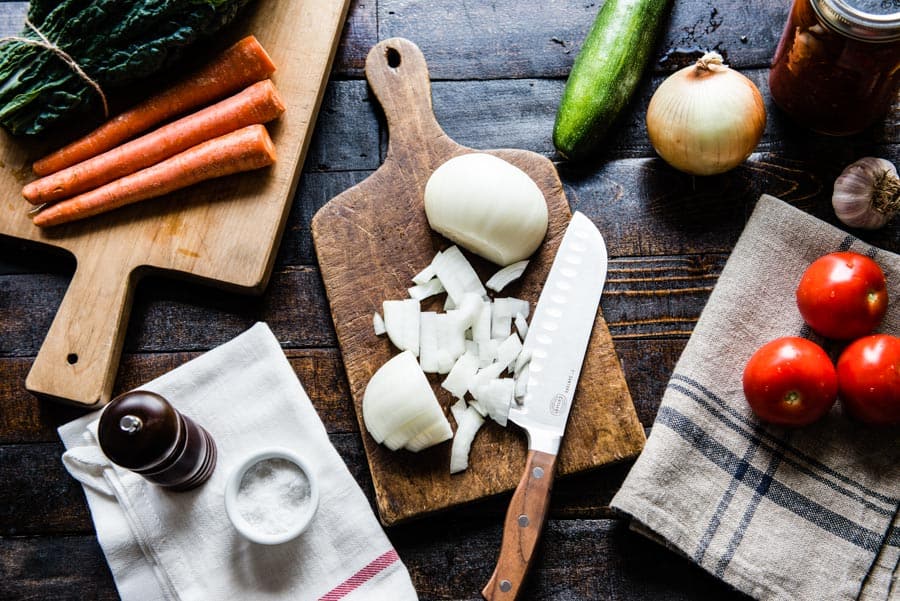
(812, 0, 900, 42)
(98, 391, 181, 470)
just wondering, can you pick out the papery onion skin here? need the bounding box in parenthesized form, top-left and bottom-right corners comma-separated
(832, 157, 900, 230)
(646, 52, 766, 176)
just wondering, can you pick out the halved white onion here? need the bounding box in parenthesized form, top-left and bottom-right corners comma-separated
(362, 351, 452, 452)
(424, 153, 549, 266)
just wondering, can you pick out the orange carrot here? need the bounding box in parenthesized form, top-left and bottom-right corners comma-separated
(24, 80, 285, 205)
(33, 35, 277, 177)
(32, 124, 277, 228)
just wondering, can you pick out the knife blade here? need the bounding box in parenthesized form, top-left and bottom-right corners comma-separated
(482, 211, 609, 601)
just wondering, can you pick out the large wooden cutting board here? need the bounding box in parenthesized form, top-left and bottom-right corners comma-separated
(0, 0, 351, 407)
(312, 38, 646, 526)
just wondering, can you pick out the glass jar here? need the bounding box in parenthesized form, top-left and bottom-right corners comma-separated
(769, 0, 900, 136)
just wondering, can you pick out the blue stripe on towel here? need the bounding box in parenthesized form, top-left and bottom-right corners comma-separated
(715, 444, 785, 577)
(693, 426, 763, 564)
(671, 375, 899, 509)
(656, 405, 885, 553)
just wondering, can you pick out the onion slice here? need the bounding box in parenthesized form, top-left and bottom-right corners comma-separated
(383, 299, 420, 356)
(373, 312, 386, 336)
(432, 245, 487, 304)
(486, 260, 529, 292)
(408, 277, 445, 301)
(450, 405, 485, 474)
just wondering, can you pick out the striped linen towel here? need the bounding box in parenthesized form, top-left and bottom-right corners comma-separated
(611, 195, 900, 601)
(59, 323, 418, 601)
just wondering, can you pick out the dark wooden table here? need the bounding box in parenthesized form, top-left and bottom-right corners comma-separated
(1, 1, 897, 599)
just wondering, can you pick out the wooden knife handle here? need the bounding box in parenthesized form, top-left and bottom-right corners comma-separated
(482, 450, 557, 601)
(25, 259, 137, 407)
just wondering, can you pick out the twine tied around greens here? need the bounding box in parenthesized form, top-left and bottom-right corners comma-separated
(0, 17, 109, 119)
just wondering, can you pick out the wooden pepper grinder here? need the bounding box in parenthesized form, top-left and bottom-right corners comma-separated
(98, 391, 217, 491)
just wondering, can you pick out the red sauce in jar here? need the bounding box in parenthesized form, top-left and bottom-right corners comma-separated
(769, 0, 900, 135)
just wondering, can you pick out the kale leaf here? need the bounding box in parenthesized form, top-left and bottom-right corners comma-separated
(0, 0, 254, 136)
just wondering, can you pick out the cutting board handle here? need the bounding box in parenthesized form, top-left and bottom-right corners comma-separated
(365, 38, 452, 161)
(26, 259, 137, 407)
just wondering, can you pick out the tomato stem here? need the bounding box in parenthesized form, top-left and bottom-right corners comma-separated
(783, 390, 801, 406)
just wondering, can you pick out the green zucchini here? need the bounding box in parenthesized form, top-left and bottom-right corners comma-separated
(553, 0, 671, 161)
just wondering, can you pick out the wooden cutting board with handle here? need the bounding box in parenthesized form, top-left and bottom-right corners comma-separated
(0, 0, 351, 407)
(312, 37, 646, 526)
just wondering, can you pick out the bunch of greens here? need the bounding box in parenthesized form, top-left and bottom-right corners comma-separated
(0, 0, 253, 136)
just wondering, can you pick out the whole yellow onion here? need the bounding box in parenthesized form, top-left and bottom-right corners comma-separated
(646, 52, 766, 176)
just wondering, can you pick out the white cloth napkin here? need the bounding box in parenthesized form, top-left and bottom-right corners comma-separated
(59, 322, 418, 601)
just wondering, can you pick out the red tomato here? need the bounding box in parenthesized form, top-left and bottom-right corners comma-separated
(837, 334, 900, 426)
(743, 337, 838, 426)
(796, 251, 888, 340)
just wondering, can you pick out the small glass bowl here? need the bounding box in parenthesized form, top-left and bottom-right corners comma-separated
(224, 447, 319, 545)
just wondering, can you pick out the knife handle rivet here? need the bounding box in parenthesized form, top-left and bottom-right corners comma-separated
(517, 514, 530, 527)
(500, 580, 512, 592)
(532, 466, 544, 479)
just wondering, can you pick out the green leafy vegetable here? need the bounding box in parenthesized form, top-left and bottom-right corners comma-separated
(0, 0, 253, 136)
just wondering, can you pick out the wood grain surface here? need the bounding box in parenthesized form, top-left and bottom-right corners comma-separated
(312, 37, 645, 525)
(2, 0, 899, 599)
(0, 0, 351, 407)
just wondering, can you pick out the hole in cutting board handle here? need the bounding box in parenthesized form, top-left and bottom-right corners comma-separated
(386, 47, 401, 68)
(66, 353, 78, 365)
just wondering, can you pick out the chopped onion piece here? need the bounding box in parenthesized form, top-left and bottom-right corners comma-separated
(478, 338, 499, 367)
(469, 398, 488, 417)
(456, 292, 484, 329)
(412, 255, 439, 285)
(450, 398, 468, 424)
(492, 297, 529, 338)
(432, 245, 487, 304)
(444, 294, 457, 310)
(442, 351, 480, 399)
(373, 311, 386, 336)
(478, 378, 515, 426)
(493, 297, 530, 319)
(514, 347, 532, 376)
(470, 362, 506, 399)
(383, 299, 420, 356)
(420, 312, 466, 374)
(496, 334, 523, 371)
(514, 363, 530, 404)
(486, 260, 529, 292)
(491, 313, 511, 339)
(450, 406, 485, 474)
(408, 277, 445, 301)
(472, 300, 492, 342)
(363, 351, 452, 451)
(514, 312, 528, 340)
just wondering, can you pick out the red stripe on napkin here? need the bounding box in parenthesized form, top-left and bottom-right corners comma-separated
(319, 549, 400, 600)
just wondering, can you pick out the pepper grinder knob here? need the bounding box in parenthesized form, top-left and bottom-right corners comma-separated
(98, 391, 217, 491)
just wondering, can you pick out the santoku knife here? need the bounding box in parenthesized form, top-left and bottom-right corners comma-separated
(482, 211, 609, 600)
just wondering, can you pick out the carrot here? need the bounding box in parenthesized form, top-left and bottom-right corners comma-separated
(32, 124, 277, 228)
(33, 35, 277, 177)
(24, 80, 285, 205)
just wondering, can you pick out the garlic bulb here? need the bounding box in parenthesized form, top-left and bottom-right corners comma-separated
(832, 157, 900, 230)
(424, 153, 549, 266)
(646, 52, 766, 176)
